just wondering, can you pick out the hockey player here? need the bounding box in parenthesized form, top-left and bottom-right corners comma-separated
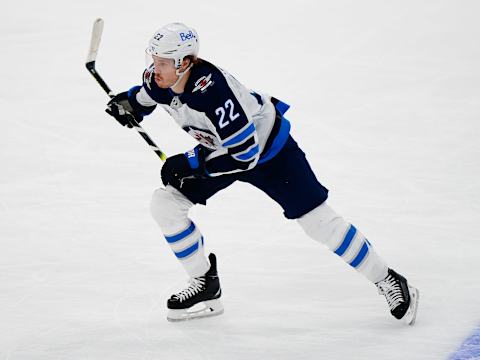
(105, 23, 419, 323)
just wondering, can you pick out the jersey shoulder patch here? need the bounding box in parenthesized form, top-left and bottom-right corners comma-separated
(192, 73, 214, 94)
(186, 61, 226, 96)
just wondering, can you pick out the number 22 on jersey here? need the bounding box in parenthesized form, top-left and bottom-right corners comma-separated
(215, 99, 240, 129)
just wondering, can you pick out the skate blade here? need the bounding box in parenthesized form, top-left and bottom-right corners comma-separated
(403, 285, 419, 326)
(167, 299, 224, 322)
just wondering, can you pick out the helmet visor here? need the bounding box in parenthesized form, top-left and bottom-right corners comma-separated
(145, 48, 154, 69)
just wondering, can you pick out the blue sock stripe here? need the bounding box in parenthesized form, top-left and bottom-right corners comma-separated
(335, 224, 357, 256)
(349, 241, 369, 268)
(174, 240, 200, 259)
(165, 222, 196, 244)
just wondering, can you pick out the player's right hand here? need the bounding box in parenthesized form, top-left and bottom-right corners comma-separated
(161, 146, 207, 189)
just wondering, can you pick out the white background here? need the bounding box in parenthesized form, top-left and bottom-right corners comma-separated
(1, 1, 479, 359)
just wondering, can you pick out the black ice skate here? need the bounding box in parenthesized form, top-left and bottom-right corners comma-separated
(167, 253, 223, 322)
(375, 268, 419, 325)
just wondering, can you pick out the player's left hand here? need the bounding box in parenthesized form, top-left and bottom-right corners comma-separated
(161, 146, 207, 188)
(105, 91, 140, 128)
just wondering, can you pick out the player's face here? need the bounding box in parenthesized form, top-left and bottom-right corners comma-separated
(152, 56, 178, 88)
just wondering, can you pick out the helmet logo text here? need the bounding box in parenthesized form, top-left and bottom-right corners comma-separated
(179, 31, 195, 41)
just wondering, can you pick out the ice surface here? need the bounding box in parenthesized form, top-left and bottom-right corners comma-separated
(1, 1, 479, 359)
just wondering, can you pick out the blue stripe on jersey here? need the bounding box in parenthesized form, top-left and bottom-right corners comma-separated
(258, 117, 291, 165)
(222, 123, 256, 147)
(228, 136, 256, 156)
(165, 222, 196, 243)
(234, 145, 259, 161)
(275, 100, 290, 114)
(349, 242, 369, 268)
(335, 224, 357, 256)
(175, 240, 199, 259)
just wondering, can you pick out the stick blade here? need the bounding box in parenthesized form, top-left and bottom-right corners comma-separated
(86, 18, 104, 64)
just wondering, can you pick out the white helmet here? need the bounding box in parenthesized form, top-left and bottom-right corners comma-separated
(146, 22, 199, 69)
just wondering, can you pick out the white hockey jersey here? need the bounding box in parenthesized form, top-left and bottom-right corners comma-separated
(129, 59, 291, 176)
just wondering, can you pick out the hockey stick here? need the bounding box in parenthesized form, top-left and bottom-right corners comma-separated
(85, 18, 167, 162)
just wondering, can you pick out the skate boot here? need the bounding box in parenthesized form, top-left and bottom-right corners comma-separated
(167, 253, 224, 322)
(375, 268, 419, 325)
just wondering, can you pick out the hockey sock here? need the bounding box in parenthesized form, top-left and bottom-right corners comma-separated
(150, 186, 210, 277)
(297, 202, 388, 283)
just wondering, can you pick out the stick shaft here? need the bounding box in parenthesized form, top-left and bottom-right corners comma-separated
(86, 18, 167, 162)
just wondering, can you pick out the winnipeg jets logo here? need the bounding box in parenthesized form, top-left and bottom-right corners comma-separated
(183, 126, 219, 149)
(192, 74, 214, 93)
(193, 132, 216, 147)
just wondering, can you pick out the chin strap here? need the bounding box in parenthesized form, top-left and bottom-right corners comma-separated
(170, 63, 193, 90)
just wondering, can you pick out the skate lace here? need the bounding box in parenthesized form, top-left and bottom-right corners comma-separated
(174, 277, 206, 302)
(376, 275, 404, 310)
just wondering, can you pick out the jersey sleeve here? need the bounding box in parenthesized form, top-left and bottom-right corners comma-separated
(125, 67, 158, 118)
(189, 69, 260, 176)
